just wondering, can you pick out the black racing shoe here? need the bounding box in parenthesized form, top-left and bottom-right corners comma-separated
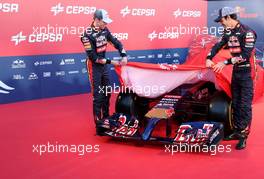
(96, 126, 107, 136)
(96, 127, 103, 136)
(235, 138, 247, 150)
(95, 120, 107, 136)
(224, 132, 239, 141)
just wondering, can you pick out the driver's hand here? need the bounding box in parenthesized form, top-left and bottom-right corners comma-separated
(120, 57, 128, 66)
(96, 58, 106, 64)
(111, 60, 121, 66)
(206, 59, 215, 68)
(213, 61, 226, 73)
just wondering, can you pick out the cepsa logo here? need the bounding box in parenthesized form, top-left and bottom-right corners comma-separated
(148, 30, 179, 41)
(120, 6, 155, 17)
(173, 8, 201, 18)
(0, 3, 19, 13)
(11, 32, 63, 45)
(112, 33, 129, 41)
(50, 3, 96, 16)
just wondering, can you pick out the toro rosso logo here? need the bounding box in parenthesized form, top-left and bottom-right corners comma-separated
(120, 6, 155, 17)
(114, 115, 139, 137)
(104, 115, 139, 137)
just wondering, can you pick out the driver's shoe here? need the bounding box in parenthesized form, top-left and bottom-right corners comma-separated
(235, 137, 247, 150)
(224, 132, 239, 141)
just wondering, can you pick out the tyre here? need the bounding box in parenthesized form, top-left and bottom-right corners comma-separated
(208, 91, 233, 136)
(115, 92, 136, 115)
(115, 92, 150, 119)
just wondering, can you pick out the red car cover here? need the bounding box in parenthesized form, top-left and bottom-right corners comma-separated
(115, 35, 264, 103)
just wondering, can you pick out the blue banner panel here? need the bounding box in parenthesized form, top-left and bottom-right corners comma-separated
(0, 48, 188, 104)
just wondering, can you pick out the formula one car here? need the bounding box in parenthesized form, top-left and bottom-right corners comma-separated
(96, 35, 264, 146)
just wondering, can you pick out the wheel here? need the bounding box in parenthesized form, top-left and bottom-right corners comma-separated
(115, 92, 136, 115)
(115, 92, 150, 119)
(208, 91, 233, 136)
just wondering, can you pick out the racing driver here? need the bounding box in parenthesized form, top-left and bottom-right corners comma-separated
(81, 9, 128, 125)
(206, 7, 257, 150)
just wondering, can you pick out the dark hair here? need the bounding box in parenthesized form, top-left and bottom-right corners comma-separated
(224, 13, 237, 20)
(93, 10, 103, 20)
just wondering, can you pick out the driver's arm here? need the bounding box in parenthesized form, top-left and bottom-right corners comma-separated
(207, 33, 228, 61)
(106, 29, 127, 58)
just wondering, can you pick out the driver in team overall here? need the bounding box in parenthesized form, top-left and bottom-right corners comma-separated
(81, 9, 128, 126)
(206, 7, 257, 150)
